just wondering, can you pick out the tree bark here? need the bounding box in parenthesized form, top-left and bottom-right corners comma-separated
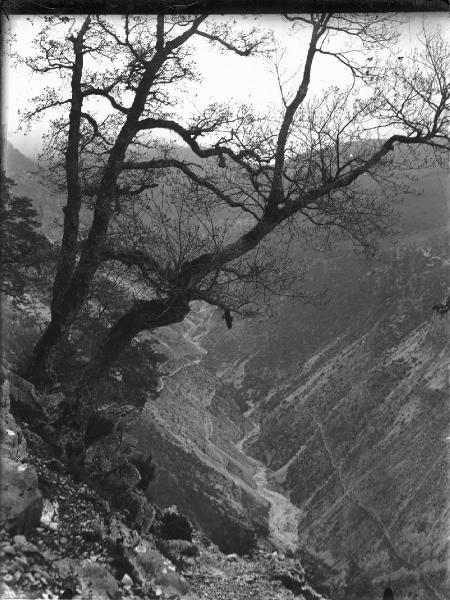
(28, 16, 207, 389)
(80, 296, 190, 384)
(28, 320, 64, 389)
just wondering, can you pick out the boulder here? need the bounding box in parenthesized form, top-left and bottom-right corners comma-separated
(1, 378, 27, 462)
(21, 424, 53, 459)
(85, 432, 138, 480)
(113, 490, 156, 533)
(7, 372, 45, 425)
(84, 408, 153, 500)
(102, 462, 141, 491)
(154, 570, 189, 596)
(0, 457, 43, 533)
(0, 378, 42, 533)
(77, 560, 121, 600)
(54, 557, 121, 600)
(6, 372, 57, 442)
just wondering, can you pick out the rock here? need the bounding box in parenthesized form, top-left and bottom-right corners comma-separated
(12, 534, 26, 545)
(154, 570, 189, 597)
(0, 376, 43, 533)
(85, 430, 143, 492)
(129, 453, 155, 491)
(13, 536, 39, 555)
(0, 456, 43, 534)
(103, 462, 141, 491)
(226, 553, 239, 561)
(84, 405, 155, 499)
(113, 490, 155, 532)
(77, 560, 121, 600)
(270, 568, 307, 596)
(123, 543, 166, 585)
(0, 583, 17, 598)
(21, 426, 52, 458)
(7, 373, 48, 430)
(38, 391, 65, 422)
(103, 516, 140, 549)
(121, 573, 133, 586)
(113, 539, 189, 595)
(55, 558, 121, 600)
(40, 498, 59, 528)
(1, 378, 27, 462)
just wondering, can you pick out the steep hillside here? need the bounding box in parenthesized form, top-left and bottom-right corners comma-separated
(251, 306, 448, 599)
(4, 140, 448, 598)
(130, 307, 271, 554)
(159, 165, 449, 597)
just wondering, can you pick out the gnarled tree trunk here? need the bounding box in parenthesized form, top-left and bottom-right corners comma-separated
(80, 296, 190, 385)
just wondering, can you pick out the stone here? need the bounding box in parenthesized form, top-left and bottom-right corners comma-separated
(55, 558, 121, 600)
(12, 537, 39, 556)
(0, 456, 43, 534)
(1, 379, 27, 462)
(154, 571, 189, 597)
(12, 535, 26, 546)
(103, 516, 140, 550)
(77, 560, 121, 600)
(113, 490, 155, 532)
(22, 426, 53, 458)
(226, 553, 239, 561)
(7, 373, 45, 426)
(40, 498, 58, 527)
(102, 462, 141, 491)
(115, 543, 168, 590)
(0, 376, 42, 534)
(121, 573, 133, 586)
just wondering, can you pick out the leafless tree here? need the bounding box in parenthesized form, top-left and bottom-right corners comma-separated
(18, 14, 449, 388)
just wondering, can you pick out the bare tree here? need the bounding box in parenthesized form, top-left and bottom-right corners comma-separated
(18, 14, 449, 388)
(20, 14, 269, 386)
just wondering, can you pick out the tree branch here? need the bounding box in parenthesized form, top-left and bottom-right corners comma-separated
(121, 157, 260, 218)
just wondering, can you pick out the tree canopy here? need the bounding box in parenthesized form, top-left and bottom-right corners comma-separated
(0, 171, 52, 303)
(12, 14, 449, 389)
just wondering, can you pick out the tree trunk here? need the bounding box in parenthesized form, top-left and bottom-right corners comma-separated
(80, 296, 190, 385)
(28, 320, 64, 390)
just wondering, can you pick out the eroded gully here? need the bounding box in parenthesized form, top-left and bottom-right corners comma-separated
(236, 408, 302, 553)
(158, 303, 302, 554)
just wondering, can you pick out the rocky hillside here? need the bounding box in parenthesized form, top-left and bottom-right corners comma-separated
(0, 370, 331, 600)
(199, 166, 450, 598)
(139, 163, 449, 598)
(3, 142, 449, 599)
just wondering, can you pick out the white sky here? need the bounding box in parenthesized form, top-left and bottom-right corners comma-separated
(3, 13, 446, 159)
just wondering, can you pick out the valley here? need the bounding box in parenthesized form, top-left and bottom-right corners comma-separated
(4, 142, 449, 600)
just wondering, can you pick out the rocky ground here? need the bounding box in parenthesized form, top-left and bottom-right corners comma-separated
(0, 371, 328, 600)
(0, 449, 326, 600)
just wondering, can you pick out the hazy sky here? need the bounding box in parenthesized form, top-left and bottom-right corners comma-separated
(3, 13, 446, 159)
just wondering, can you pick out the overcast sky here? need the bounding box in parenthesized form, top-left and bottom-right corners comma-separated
(3, 12, 446, 160)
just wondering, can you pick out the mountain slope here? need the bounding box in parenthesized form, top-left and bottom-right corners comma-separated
(4, 140, 449, 598)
